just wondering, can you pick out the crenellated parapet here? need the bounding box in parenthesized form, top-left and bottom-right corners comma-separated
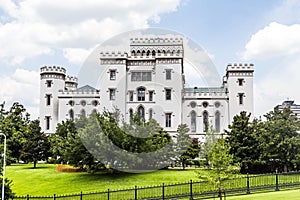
(40, 66, 66, 80)
(130, 37, 183, 46)
(226, 63, 254, 71)
(184, 87, 227, 98)
(129, 37, 184, 58)
(226, 63, 254, 77)
(65, 76, 78, 83)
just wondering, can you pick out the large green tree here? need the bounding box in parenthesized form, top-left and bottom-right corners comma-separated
(261, 108, 300, 172)
(50, 119, 96, 172)
(0, 102, 30, 163)
(225, 112, 262, 173)
(21, 120, 51, 168)
(174, 124, 200, 169)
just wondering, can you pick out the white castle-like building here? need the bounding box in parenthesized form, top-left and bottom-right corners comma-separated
(40, 37, 254, 141)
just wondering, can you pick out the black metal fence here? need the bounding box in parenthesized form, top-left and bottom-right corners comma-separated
(12, 171, 300, 200)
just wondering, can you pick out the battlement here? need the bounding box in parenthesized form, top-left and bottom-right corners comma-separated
(65, 76, 78, 83)
(226, 63, 254, 72)
(40, 66, 66, 74)
(130, 37, 183, 46)
(100, 51, 127, 59)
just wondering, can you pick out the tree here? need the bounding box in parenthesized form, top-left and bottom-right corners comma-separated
(50, 119, 97, 172)
(198, 139, 239, 200)
(225, 112, 262, 173)
(0, 102, 30, 163)
(200, 125, 218, 165)
(174, 124, 200, 169)
(78, 110, 174, 172)
(21, 120, 51, 168)
(261, 108, 300, 172)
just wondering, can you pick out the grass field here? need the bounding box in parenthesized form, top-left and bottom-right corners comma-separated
(227, 189, 300, 200)
(6, 164, 201, 196)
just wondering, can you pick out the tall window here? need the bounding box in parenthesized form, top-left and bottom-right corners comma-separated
(80, 109, 86, 117)
(149, 91, 153, 101)
(191, 111, 196, 132)
(165, 113, 172, 127)
(137, 106, 145, 121)
(110, 70, 116, 80)
(109, 89, 116, 101)
(238, 78, 244, 86)
(165, 89, 171, 100)
(137, 88, 145, 101)
(215, 111, 220, 132)
(46, 94, 51, 106)
(46, 80, 52, 87)
(45, 116, 50, 130)
(203, 111, 208, 132)
(131, 72, 151, 81)
(129, 108, 133, 119)
(166, 70, 171, 80)
(69, 109, 74, 120)
(239, 93, 244, 105)
(129, 91, 134, 101)
(149, 109, 153, 120)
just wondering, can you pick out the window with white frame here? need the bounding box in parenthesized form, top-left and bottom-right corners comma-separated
(109, 89, 116, 101)
(165, 113, 172, 127)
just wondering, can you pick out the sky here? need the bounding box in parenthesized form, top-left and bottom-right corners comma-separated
(0, 0, 300, 119)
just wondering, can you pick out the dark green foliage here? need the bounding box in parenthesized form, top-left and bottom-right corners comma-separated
(226, 109, 300, 173)
(21, 120, 51, 168)
(174, 124, 200, 169)
(50, 119, 97, 172)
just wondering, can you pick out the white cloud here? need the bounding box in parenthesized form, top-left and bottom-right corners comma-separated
(0, 0, 182, 65)
(243, 22, 300, 60)
(254, 57, 300, 118)
(0, 68, 40, 119)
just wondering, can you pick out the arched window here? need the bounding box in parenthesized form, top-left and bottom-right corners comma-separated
(191, 111, 196, 132)
(69, 100, 75, 106)
(146, 50, 150, 56)
(69, 109, 74, 120)
(137, 50, 141, 56)
(137, 87, 145, 101)
(92, 109, 97, 114)
(80, 109, 86, 117)
(137, 106, 145, 121)
(80, 100, 86, 106)
(149, 109, 153, 120)
(131, 50, 136, 56)
(92, 100, 99, 106)
(142, 50, 146, 56)
(129, 108, 133, 119)
(162, 50, 166, 55)
(215, 111, 220, 132)
(152, 50, 155, 56)
(203, 111, 208, 132)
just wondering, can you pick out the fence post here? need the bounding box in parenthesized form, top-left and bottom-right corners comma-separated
(190, 179, 193, 200)
(246, 173, 250, 194)
(53, 194, 56, 200)
(27, 194, 29, 200)
(135, 185, 137, 200)
(80, 191, 83, 200)
(108, 189, 110, 200)
(275, 172, 279, 191)
(162, 183, 165, 200)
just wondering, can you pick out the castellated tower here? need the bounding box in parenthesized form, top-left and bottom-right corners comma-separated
(65, 76, 78, 90)
(225, 63, 254, 122)
(40, 66, 66, 134)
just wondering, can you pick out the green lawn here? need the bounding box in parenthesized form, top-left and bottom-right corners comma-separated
(6, 164, 200, 196)
(227, 189, 300, 200)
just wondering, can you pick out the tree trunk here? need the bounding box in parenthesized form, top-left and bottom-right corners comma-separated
(34, 161, 37, 169)
(218, 175, 222, 200)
